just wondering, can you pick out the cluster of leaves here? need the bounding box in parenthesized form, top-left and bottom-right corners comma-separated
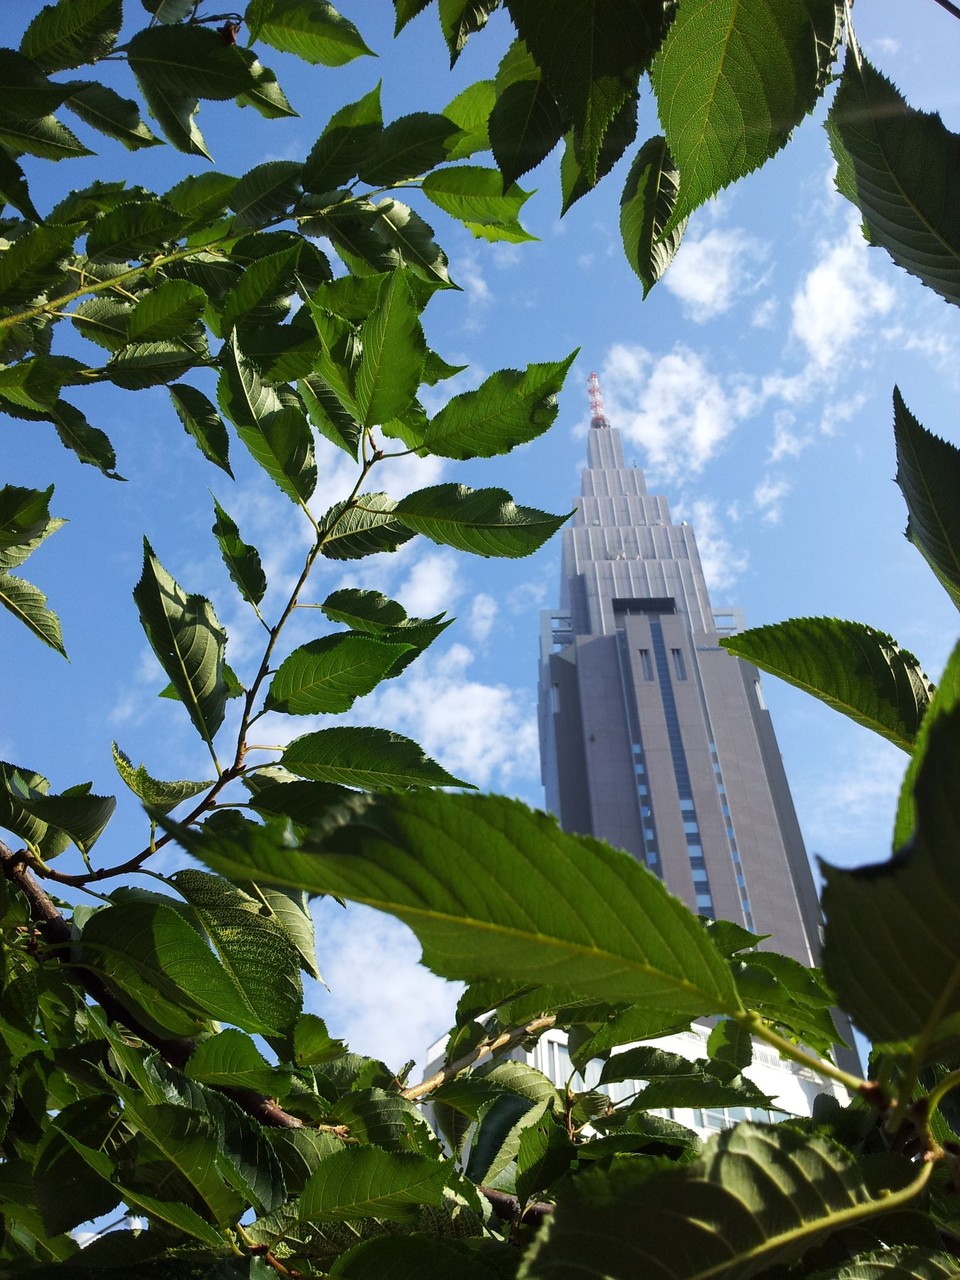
(2, 0, 960, 1277)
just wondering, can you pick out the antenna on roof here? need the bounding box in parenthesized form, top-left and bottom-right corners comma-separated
(588, 371, 610, 429)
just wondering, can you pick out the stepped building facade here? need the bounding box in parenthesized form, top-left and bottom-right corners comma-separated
(538, 377, 822, 967)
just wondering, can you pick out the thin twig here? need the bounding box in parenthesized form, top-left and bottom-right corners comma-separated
(402, 1015, 557, 1101)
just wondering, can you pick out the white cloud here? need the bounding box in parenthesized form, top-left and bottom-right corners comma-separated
(356, 642, 539, 790)
(310, 899, 460, 1071)
(468, 592, 497, 642)
(790, 217, 896, 370)
(600, 343, 759, 480)
(753, 474, 791, 523)
(801, 734, 906, 867)
(768, 411, 810, 463)
(663, 227, 768, 322)
(752, 297, 778, 329)
(395, 550, 462, 617)
(675, 498, 749, 592)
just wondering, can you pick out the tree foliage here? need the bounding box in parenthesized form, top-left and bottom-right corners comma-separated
(1, 1, 960, 1277)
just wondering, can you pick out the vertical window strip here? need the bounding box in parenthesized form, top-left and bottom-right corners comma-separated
(617, 633, 662, 877)
(649, 617, 715, 918)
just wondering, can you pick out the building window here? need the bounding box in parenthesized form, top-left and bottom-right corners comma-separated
(671, 648, 687, 680)
(639, 649, 653, 680)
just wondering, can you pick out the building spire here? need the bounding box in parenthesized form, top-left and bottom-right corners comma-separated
(588, 371, 610, 429)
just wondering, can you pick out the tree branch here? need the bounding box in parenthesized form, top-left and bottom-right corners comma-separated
(0, 838, 305, 1130)
(402, 1015, 557, 1101)
(931, 0, 960, 21)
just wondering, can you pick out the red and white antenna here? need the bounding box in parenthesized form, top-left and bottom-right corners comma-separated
(588, 370, 610, 429)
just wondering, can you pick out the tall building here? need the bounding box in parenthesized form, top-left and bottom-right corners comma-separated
(538, 374, 822, 968)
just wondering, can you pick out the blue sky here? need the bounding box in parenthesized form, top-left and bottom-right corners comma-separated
(3, 1, 960, 1069)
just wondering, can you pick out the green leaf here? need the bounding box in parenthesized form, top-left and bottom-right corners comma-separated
(490, 72, 563, 186)
(252, 887, 321, 980)
(298, 1147, 461, 1224)
(359, 112, 464, 186)
(106, 338, 202, 391)
(0, 570, 65, 656)
(34, 1099, 124, 1236)
(822, 697, 960, 1052)
(81, 898, 280, 1034)
(516, 1114, 576, 1206)
(519, 1123, 927, 1280)
(652, 0, 841, 231)
(127, 279, 207, 342)
(0, 222, 80, 307)
(302, 84, 382, 192)
(138, 82, 208, 158)
(267, 633, 413, 714)
(185, 1028, 280, 1092)
(507, 0, 658, 184)
(219, 245, 301, 334)
(895, 389, 960, 612)
(893, 642, 960, 852)
(321, 588, 451, 667)
(294, 1012, 346, 1064)
(424, 354, 575, 459)
(393, 0, 432, 33)
(443, 78, 496, 159)
(721, 617, 934, 754)
(133, 539, 229, 746)
(421, 165, 533, 237)
(111, 741, 211, 812)
(827, 54, 960, 308)
(330, 1235, 499, 1279)
(0, 762, 70, 857)
(439, 0, 501, 64)
(355, 270, 426, 427)
(54, 1129, 228, 1248)
(127, 25, 260, 102)
(299, 372, 362, 458)
(0, 147, 41, 223)
(115, 1096, 246, 1225)
(11, 788, 115, 855)
(169, 383, 234, 477)
(65, 82, 161, 151)
(0, 109, 91, 163)
(85, 199, 184, 263)
(212, 498, 267, 607)
(218, 334, 317, 503)
(0, 483, 64, 569)
(165, 171, 238, 230)
(229, 159, 302, 230)
(319, 492, 415, 560)
(21, 0, 122, 71)
(281, 727, 468, 788)
(50, 398, 121, 477)
(810, 1249, 960, 1280)
(620, 135, 687, 297)
(201, 791, 737, 1015)
(237, 57, 298, 121)
(172, 866, 304, 1033)
(373, 199, 453, 289)
(71, 295, 132, 352)
(393, 483, 570, 557)
(707, 1018, 753, 1071)
(253, 0, 374, 65)
(598, 1045, 771, 1110)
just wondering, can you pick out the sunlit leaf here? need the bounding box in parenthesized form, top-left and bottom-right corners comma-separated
(520, 1123, 927, 1279)
(394, 483, 570, 557)
(266, 633, 413, 714)
(21, 0, 122, 72)
(281, 726, 468, 788)
(111, 741, 211, 812)
(652, 0, 841, 231)
(252, 0, 374, 66)
(828, 54, 960, 307)
(895, 389, 960, 613)
(212, 498, 267, 607)
(620, 135, 686, 296)
(133, 539, 229, 746)
(722, 617, 934, 754)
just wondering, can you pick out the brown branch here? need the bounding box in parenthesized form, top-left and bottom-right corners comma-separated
(1, 839, 305, 1130)
(479, 1186, 553, 1230)
(402, 1015, 557, 1102)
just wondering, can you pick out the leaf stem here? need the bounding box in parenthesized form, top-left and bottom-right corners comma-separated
(402, 1014, 557, 1101)
(731, 1010, 868, 1095)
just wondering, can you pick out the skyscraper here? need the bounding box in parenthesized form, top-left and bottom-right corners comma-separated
(538, 374, 822, 969)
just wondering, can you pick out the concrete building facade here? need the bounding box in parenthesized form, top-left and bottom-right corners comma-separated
(538, 410, 822, 967)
